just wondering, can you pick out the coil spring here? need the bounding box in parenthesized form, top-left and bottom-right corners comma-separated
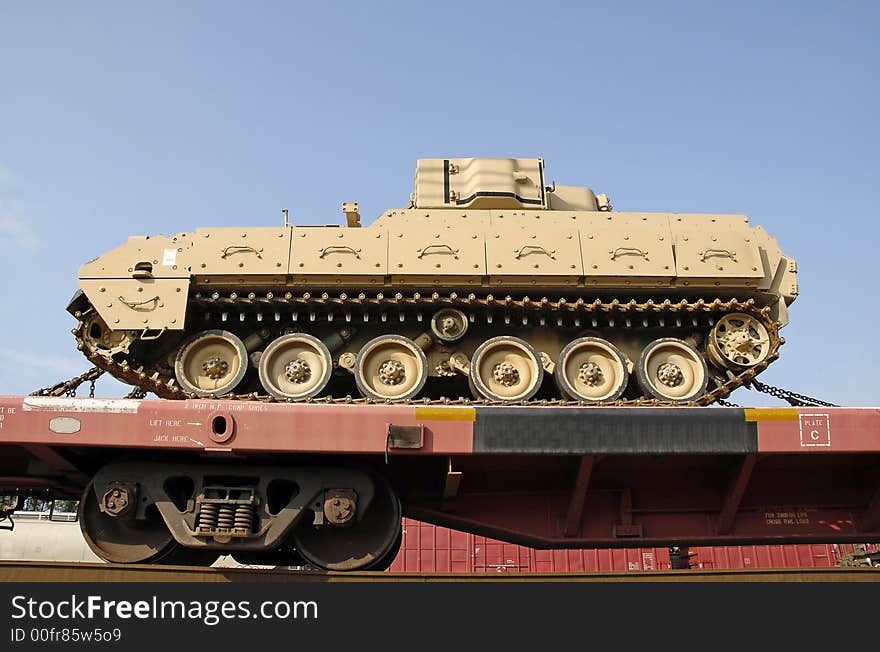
(198, 503, 218, 531)
(234, 505, 256, 534)
(216, 505, 236, 530)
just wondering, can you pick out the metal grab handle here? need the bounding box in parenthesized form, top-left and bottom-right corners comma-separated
(118, 295, 160, 310)
(318, 245, 361, 259)
(220, 245, 263, 259)
(514, 245, 556, 259)
(417, 243, 459, 259)
(609, 246, 649, 260)
(699, 248, 737, 262)
(140, 328, 167, 340)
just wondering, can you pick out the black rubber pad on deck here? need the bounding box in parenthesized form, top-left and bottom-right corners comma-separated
(473, 407, 756, 454)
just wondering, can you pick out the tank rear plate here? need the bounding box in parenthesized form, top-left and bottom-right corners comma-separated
(80, 278, 190, 330)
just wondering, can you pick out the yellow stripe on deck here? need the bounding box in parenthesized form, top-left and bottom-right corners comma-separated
(744, 408, 799, 422)
(415, 407, 477, 422)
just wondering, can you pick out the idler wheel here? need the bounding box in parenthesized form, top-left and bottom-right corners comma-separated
(636, 338, 708, 403)
(258, 333, 333, 400)
(82, 313, 136, 356)
(555, 337, 629, 402)
(469, 336, 544, 402)
(354, 335, 428, 401)
(707, 312, 771, 368)
(174, 330, 248, 397)
(79, 480, 175, 564)
(291, 474, 401, 572)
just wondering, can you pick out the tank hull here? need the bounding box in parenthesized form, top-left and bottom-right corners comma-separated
(69, 159, 797, 405)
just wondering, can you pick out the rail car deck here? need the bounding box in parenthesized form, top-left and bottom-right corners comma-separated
(1, 396, 879, 548)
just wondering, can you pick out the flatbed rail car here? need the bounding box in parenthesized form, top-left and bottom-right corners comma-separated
(1, 396, 879, 571)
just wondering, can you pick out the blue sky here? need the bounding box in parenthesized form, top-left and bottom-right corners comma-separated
(1, 1, 877, 406)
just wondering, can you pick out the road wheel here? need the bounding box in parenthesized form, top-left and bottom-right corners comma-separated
(174, 330, 248, 397)
(555, 337, 629, 402)
(636, 338, 708, 403)
(354, 335, 428, 401)
(469, 336, 544, 402)
(258, 333, 333, 399)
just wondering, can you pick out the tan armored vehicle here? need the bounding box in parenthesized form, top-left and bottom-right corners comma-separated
(68, 158, 798, 405)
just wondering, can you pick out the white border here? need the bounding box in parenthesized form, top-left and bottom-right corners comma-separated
(799, 413, 831, 447)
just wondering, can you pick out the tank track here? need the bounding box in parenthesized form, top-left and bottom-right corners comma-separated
(73, 291, 783, 407)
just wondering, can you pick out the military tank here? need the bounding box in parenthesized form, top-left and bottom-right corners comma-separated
(67, 158, 798, 405)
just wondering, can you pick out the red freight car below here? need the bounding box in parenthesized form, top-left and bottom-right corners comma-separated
(0, 513, 862, 572)
(388, 518, 860, 573)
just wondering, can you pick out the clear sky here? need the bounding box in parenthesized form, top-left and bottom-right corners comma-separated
(1, 1, 877, 406)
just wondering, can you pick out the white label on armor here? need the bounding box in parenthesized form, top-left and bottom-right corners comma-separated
(162, 248, 177, 266)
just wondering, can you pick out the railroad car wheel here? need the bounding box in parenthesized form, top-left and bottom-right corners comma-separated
(636, 338, 708, 403)
(364, 526, 403, 572)
(555, 337, 629, 402)
(354, 335, 428, 401)
(290, 474, 401, 572)
(79, 480, 176, 564)
(706, 312, 771, 368)
(258, 333, 333, 400)
(469, 336, 544, 402)
(174, 329, 248, 397)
